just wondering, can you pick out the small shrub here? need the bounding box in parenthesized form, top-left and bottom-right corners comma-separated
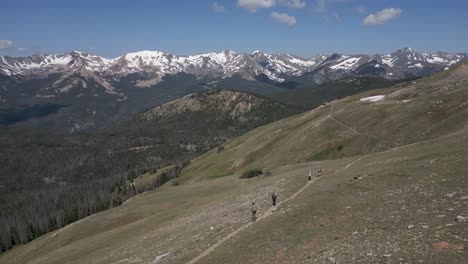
(217, 145, 225, 153)
(240, 168, 263, 179)
(172, 181, 180, 186)
(337, 145, 344, 151)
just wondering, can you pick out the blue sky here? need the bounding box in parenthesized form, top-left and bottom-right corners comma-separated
(1, 0, 467, 58)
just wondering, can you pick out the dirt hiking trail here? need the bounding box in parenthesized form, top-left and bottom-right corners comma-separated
(186, 155, 366, 264)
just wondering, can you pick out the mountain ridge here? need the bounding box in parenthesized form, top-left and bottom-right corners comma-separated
(140, 89, 302, 125)
(1, 48, 465, 82)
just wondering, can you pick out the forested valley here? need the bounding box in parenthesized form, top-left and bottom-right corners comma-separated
(0, 89, 302, 252)
(0, 126, 194, 252)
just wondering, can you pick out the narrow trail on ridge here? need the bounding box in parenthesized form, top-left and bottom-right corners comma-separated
(185, 102, 400, 263)
(185, 155, 367, 264)
(327, 104, 392, 146)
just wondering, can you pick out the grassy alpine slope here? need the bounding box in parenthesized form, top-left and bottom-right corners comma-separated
(1, 63, 467, 264)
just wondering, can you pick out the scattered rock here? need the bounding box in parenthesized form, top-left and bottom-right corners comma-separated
(383, 254, 392, 258)
(444, 192, 457, 198)
(432, 241, 465, 252)
(407, 225, 414, 229)
(152, 253, 170, 263)
(434, 229, 448, 236)
(459, 195, 468, 200)
(455, 215, 465, 222)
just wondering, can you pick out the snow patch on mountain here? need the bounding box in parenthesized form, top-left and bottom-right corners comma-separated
(381, 55, 397, 67)
(408, 63, 423, 68)
(263, 70, 285, 83)
(329, 57, 361, 70)
(360, 95, 385, 102)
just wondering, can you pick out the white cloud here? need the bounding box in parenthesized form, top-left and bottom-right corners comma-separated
(355, 6, 366, 14)
(212, 2, 225, 13)
(279, 0, 306, 9)
(0, 40, 14, 50)
(237, 0, 276, 12)
(363, 8, 402, 26)
(271, 11, 296, 27)
(17, 47, 27, 52)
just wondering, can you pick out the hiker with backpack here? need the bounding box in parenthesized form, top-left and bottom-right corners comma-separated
(272, 193, 277, 206)
(251, 202, 257, 222)
(308, 169, 312, 181)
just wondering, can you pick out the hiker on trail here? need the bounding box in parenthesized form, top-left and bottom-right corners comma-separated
(308, 169, 312, 181)
(317, 168, 322, 177)
(251, 202, 257, 222)
(272, 193, 277, 206)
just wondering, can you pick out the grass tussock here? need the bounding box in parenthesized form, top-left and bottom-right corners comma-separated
(240, 168, 264, 179)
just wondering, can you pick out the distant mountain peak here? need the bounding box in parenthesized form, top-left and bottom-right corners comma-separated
(400, 47, 415, 52)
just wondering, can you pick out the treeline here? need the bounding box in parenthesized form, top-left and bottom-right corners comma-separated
(131, 160, 191, 193)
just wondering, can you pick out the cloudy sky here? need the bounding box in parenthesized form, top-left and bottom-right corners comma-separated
(1, 0, 467, 57)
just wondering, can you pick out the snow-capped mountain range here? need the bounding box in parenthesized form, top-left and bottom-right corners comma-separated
(0, 47, 465, 131)
(1, 48, 465, 87)
(0, 47, 466, 110)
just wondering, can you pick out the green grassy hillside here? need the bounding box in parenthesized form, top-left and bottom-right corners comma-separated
(1, 63, 467, 264)
(181, 63, 468, 182)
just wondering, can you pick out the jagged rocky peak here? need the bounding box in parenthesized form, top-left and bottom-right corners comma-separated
(392, 47, 426, 61)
